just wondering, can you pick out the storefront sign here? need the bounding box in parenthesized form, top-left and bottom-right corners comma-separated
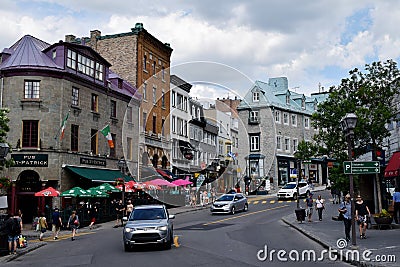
(11, 154, 48, 167)
(80, 157, 106, 167)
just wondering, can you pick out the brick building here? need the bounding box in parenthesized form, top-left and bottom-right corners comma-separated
(0, 35, 140, 223)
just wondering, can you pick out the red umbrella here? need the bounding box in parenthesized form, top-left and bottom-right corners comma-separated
(148, 178, 175, 187)
(172, 179, 193, 186)
(34, 187, 60, 197)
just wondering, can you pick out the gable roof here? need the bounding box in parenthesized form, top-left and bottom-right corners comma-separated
(0, 35, 61, 70)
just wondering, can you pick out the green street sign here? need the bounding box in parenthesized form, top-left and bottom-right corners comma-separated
(343, 161, 380, 174)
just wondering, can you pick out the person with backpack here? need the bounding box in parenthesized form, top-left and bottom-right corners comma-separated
(38, 212, 48, 241)
(0, 213, 21, 255)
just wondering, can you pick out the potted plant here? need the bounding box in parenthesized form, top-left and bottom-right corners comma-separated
(0, 176, 11, 194)
(373, 209, 393, 225)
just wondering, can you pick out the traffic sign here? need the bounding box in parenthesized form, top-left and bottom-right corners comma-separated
(343, 161, 380, 174)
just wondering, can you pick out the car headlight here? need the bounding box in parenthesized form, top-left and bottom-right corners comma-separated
(157, 225, 168, 231)
(124, 227, 134, 233)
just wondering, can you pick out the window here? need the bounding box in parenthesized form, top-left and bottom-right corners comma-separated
(284, 137, 290, 151)
(152, 115, 156, 133)
(253, 92, 259, 102)
(177, 118, 182, 135)
(152, 61, 156, 76)
(77, 54, 95, 76)
(275, 111, 281, 123)
(91, 129, 98, 155)
(22, 120, 38, 148)
(127, 137, 132, 160)
(172, 116, 176, 133)
(304, 117, 310, 128)
(91, 94, 98, 112)
(72, 87, 79, 106)
(250, 135, 260, 151)
(250, 111, 259, 122)
(161, 119, 165, 136)
(293, 139, 298, 152)
(276, 136, 282, 150)
(191, 105, 195, 117)
(95, 63, 103, 81)
(110, 100, 117, 118)
(52, 50, 56, 59)
(162, 66, 165, 81)
(283, 113, 289, 125)
(143, 55, 147, 71)
(110, 133, 116, 157)
(126, 107, 133, 123)
(197, 108, 200, 119)
(286, 94, 290, 105)
(161, 91, 165, 108)
(24, 81, 40, 99)
(183, 97, 188, 111)
(152, 87, 156, 105)
(291, 114, 297, 126)
(67, 49, 76, 69)
(143, 83, 147, 100)
(177, 94, 182, 109)
(143, 112, 147, 132)
(172, 91, 176, 107)
(71, 124, 79, 151)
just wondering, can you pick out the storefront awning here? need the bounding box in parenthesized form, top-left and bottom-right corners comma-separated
(245, 154, 265, 160)
(64, 166, 133, 183)
(384, 151, 400, 178)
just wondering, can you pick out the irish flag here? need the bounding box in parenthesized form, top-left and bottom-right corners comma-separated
(60, 111, 69, 140)
(100, 125, 114, 148)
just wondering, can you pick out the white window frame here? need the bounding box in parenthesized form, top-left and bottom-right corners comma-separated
(284, 137, 290, 151)
(291, 114, 297, 127)
(304, 117, 310, 129)
(250, 135, 260, 151)
(275, 110, 281, 123)
(283, 112, 289, 125)
(253, 92, 259, 102)
(292, 138, 298, 152)
(276, 136, 282, 150)
(250, 111, 259, 122)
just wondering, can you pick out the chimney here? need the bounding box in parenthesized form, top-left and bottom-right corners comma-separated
(65, 35, 76, 43)
(90, 30, 101, 49)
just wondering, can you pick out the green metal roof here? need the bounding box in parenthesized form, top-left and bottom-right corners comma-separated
(64, 166, 133, 183)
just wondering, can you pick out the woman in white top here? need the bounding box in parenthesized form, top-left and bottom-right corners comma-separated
(315, 195, 325, 221)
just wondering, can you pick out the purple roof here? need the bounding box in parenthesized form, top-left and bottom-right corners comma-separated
(0, 35, 62, 70)
(108, 70, 141, 101)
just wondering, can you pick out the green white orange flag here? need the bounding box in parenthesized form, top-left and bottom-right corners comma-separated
(100, 125, 114, 148)
(60, 111, 70, 140)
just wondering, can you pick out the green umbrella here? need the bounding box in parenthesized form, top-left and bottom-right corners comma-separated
(96, 183, 120, 193)
(86, 187, 109, 198)
(60, 186, 92, 198)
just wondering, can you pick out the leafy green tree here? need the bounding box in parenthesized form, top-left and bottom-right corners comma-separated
(0, 108, 12, 169)
(312, 60, 400, 209)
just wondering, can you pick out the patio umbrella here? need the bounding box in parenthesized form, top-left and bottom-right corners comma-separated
(60, 186, 92, 198)
(96, 183, 120, 193)
(148, 178, 175, 187)
(171, 179, 193, 186)
(86, 188, 109, 198)
(115, 184, 135, 192)
(34, 187, 60, 197)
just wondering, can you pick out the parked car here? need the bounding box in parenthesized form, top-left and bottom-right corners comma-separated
(277, 181, 310, 200)
(122, 205, 175, 251)
(210, 193, 248, 214)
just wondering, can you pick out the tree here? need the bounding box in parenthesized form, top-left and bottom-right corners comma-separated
(0, 108, 12, 170)
(312, 60, 400, 210)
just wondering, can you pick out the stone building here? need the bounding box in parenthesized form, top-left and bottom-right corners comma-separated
(66, 23, 173, 177)
(0, 35, 140, 223)
(237, 77, 327, 192)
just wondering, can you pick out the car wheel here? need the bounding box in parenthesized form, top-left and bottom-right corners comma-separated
(243, 203, 248, 212)
(124, 243, 131, 252)
(293, 193, 298, 200)
(231, 206, 236, 215)
(164, 232, 172, 250)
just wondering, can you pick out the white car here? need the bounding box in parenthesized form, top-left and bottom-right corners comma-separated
(277, 181, 310, 200)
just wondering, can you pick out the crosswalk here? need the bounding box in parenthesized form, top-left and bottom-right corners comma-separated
(247, 199, 309, 205)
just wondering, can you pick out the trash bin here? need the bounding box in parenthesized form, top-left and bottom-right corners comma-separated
(295, 208, 306, 223)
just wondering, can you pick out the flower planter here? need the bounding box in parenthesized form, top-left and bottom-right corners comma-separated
(373, 216, 393, 229)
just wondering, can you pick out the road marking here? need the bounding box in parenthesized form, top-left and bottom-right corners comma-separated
(253, 201, 259, 204)
(262, 201, 267, 204)
(203, 205, 289, 226)
(173, 236, 180, 247)
(270, 200, 275, 204)
(278, 201, 283, 203)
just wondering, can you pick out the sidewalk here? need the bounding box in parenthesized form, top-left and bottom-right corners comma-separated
(282, 195, 400, 267)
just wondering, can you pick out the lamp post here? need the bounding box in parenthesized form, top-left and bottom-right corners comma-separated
(0, 143, 9, 163)
(341, 113, 358, 247)
(117, 158, 127, 205)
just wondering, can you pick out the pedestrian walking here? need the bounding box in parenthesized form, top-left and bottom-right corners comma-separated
(306, 193, 314, 222)
(88, 205, 97, 230)
(51, 208, 62, 240)
(315, 195, 325, 221)
(190, 192, 197, 207)
(338, 194, 352, 242)
(17, 209, 23, 230)
(126, 200, 134, 219)
(67, 210, 79, 241)
(38, 212, 48, 241)
(392, 187, 400, 224)
(0, 213, 21, 255)
(114, 200, 125, 227)
(355, 195, 371, 239)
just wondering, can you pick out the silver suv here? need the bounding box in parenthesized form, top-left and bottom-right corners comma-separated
(122, 205, 175, 251)
(210, 193, 248, 214)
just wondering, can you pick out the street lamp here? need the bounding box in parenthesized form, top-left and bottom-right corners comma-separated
(0, 143, 9, 163)
(117, 157, 127, 205)
(341, 113, 357, 246)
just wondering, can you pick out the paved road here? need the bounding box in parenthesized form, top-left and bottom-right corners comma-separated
(3, 193, 352, 267)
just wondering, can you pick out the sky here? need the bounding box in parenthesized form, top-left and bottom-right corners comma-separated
(1, 0, 400, 100)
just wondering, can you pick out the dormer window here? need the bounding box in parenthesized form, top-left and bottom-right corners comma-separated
(253, 92, 259, 102)
(301, 97, 306, 109)
(286, 93, 290, 105)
